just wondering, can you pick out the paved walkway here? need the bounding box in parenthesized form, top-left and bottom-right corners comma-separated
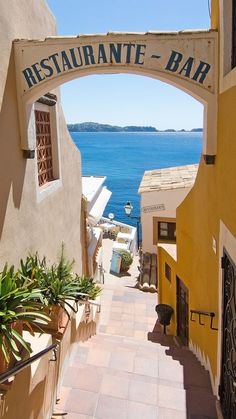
(53, 239, 217, 419)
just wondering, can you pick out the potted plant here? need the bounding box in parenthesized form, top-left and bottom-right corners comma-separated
(19, 249, 88, 335)
(75, 275, 101, 302)
(119, 250, 133, 272)
(0, 265, 50, 372)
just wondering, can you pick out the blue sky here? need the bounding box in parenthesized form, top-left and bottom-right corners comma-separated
(47, 0, 210, 129)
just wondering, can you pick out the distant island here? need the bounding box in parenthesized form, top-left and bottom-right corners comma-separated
(67, 122, 203, 133)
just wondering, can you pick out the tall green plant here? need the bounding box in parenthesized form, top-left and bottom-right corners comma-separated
(75, 275, 101, 301)
(0, 266, 50, 363)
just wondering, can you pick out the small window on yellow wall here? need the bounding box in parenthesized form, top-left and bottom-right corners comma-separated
(165, 263, 171, 282)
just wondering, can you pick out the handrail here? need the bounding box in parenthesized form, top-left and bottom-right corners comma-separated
(0, 342, 58, 384)
(190, 309, 218, 331)
(76, 298, 101, 313)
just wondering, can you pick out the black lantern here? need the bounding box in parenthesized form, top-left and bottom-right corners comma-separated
(123, 201, 140, 248)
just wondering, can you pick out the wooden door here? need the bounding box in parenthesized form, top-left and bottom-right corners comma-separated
(176, 277, 189, 346)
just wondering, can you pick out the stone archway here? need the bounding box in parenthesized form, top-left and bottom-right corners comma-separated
(14, 31, 218, 157)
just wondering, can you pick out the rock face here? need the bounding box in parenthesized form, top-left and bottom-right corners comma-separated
(68, 122, 157, 132)
(68, 122, 203, 133)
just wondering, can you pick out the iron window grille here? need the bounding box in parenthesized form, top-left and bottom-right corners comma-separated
(35, 110, 54, 187)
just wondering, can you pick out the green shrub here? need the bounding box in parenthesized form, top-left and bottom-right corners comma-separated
(119, 250, 133, 272)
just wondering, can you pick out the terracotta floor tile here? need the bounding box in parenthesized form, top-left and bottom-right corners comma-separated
(128, 379, 158, 405)
(109, 350, 135, 372)
(158, 359, 184, 382)
(105, 326, 117, 334)
(134, 356, 158, 377)
(63, 366, 103, 392)
(134, 321, 148, 331)
(136, 346, 158, 360)
(87, 348, 111, 367)
(127, 400, 158, 419)
(95, 394, 127, 419)
(131, 373, 157, 384)
(67, 414, 93, 419)
(158, 385, 186, 411)
(158, 407, 186, 419)
(65, 388, 98, 415)
(100, 373, 130, 399)
(134, 330, 148, 340)
(158, 378, 184, 389)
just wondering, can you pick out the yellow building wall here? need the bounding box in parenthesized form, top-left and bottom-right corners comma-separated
(158, 1, 236, 392)
(158, 247, 177, 336)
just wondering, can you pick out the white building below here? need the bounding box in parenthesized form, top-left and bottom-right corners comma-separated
(139, 164, 198, 254)
(82, 176, 112, 281)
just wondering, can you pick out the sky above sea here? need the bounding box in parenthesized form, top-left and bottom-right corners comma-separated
(47, 0, 210, 130)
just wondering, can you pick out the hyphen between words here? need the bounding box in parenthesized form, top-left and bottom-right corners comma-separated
(22, 43, 211, 89)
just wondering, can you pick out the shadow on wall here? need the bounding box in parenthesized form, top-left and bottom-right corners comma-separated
(0, 48, 26, 238)
(1, 355, 50, 418)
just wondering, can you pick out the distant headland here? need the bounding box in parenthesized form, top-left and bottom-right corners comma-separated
(67, 122, 203, 133)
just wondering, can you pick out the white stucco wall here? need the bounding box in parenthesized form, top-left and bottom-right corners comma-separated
(0, 0, 83, 273)
(141, 187, 192, 253)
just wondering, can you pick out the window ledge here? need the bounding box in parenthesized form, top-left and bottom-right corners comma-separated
(36, 179, 62, 203)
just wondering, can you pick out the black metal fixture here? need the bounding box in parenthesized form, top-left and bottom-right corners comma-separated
(155, 304, 174, 334)
(124, 201, 141, 248)
(203, 154, 216, 165)
(23, 149, 35, 159)
(190, 309, 218, 331)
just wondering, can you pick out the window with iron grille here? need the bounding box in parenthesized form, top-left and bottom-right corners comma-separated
(165, 263, 171, 282)
(158, 221, 176, 242)
(232, 0, 236, 68)
(35, 110, 54, 187)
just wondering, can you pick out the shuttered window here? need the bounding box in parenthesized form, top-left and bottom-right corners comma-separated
(35, 110, 54, 187)
(158, 221, 176, 242)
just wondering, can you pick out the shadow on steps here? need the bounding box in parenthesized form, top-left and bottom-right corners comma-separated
(148, 320, 217, 419)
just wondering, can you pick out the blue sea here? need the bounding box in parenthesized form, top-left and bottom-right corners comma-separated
(71, 132, 202, 225)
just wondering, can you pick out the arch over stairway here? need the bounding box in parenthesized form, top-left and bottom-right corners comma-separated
(14, 31, 218, 157)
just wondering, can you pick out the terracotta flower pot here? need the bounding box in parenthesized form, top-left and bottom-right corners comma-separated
(41, 305, 69, 332)
(0, 321, 23, 374)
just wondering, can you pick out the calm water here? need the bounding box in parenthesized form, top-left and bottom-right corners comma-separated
(71, 131, 202, 225)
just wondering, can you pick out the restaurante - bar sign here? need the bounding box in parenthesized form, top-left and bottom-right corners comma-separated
(22, 41, 212, 89)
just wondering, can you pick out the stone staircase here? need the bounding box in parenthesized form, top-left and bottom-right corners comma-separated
(53, 330, 217, 418)
(53, 245, 217, 418)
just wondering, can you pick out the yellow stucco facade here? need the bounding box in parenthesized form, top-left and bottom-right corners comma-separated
(158, 1, 236, 407)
